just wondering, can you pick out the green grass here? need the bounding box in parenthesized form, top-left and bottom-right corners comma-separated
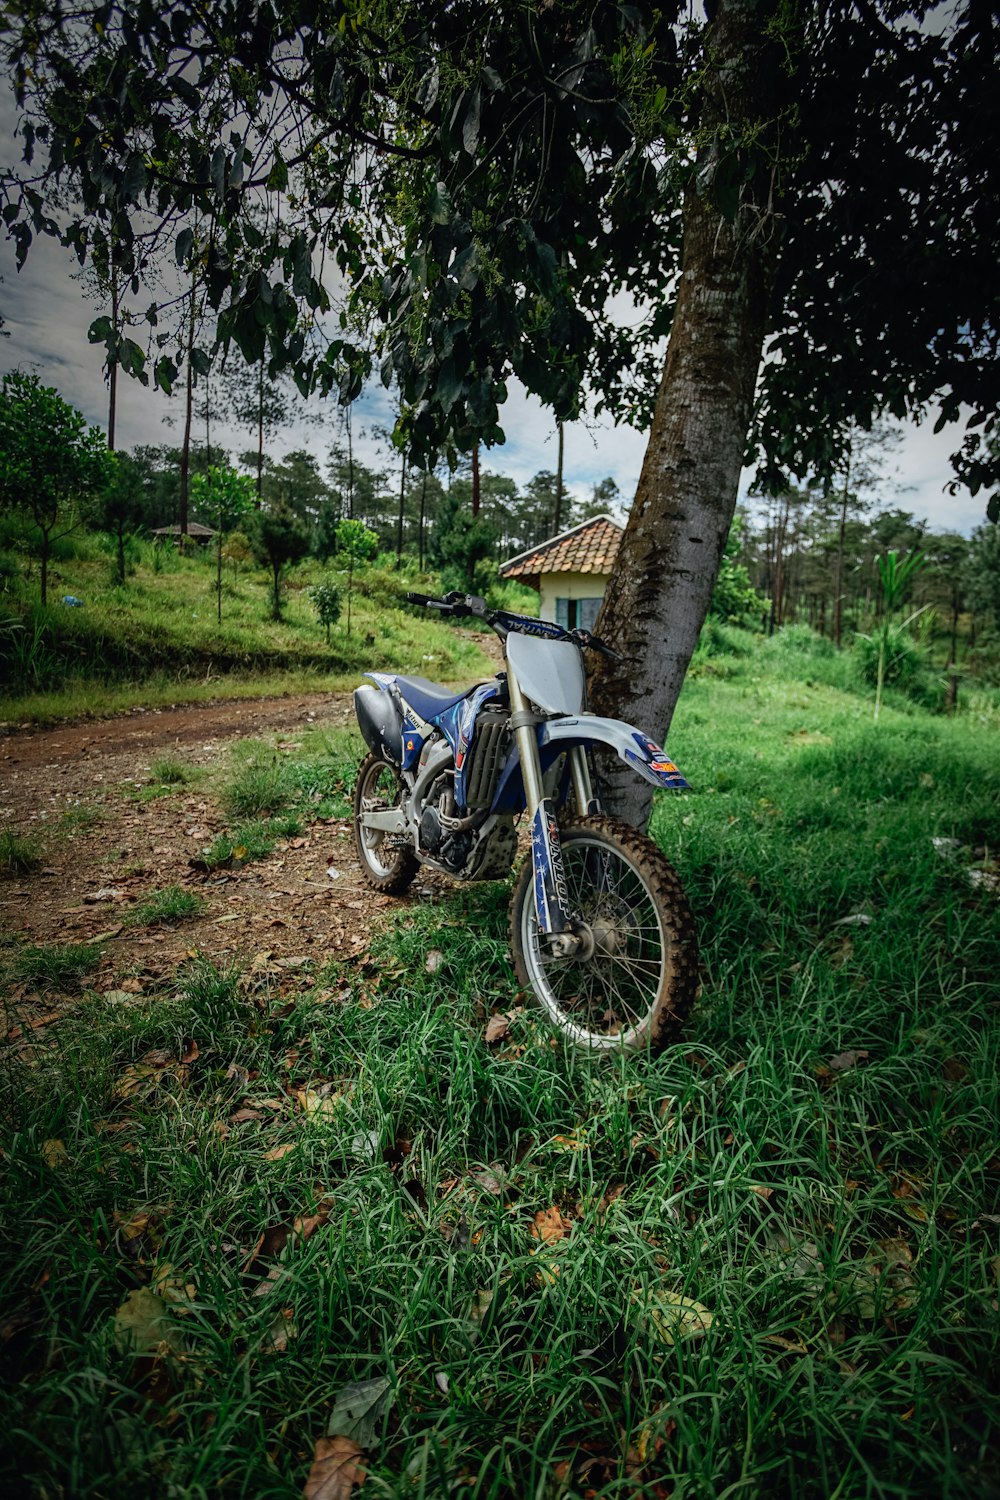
(200, 815, 303, 870)
(149, 754, 196, 786)
(6, 940, 103, 992)
(0, 539, 493, 724)
(0, 829, 41, 878)
(127, 885, 206, 926)
(1, 636, 998, 1498)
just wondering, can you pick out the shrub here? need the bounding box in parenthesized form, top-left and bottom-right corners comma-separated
(854, 625, 944, 711)
(308, 578, 343, 643)
(765, 623, 836, 659)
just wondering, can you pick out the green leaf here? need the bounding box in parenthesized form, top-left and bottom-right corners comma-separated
(292, 235, 312, 297)
(267, 153, 288, 192)
(154, 355, 178, 394)
(415, 61, 439, 113)
(88, 315, 113, 345)
(121, 339, 146, 378)
(210, 143, 226, 198)
(175, 226, 194, 266)
(325, 1377, 393, 1446)
(435, 357, 464, 415)
(429, 181, 451, 226)
(122, 152, 147, 199)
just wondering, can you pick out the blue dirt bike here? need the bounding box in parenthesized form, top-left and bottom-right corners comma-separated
(352, 591, 697, 1053)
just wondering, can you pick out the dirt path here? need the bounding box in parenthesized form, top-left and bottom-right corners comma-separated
(0, 691, 350, 769)
(1, 691, 447, 1037)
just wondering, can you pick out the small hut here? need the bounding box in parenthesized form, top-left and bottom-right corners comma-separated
(151, 523, 216, 547)
(499, 515, 623, 631)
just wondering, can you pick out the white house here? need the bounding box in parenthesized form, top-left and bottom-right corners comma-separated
(499, 514, 623, 631)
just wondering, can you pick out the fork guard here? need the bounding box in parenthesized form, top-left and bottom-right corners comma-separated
(538, 715, 689, 790)
(490, 714, 689, 814)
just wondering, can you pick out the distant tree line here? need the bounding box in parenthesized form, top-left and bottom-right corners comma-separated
(78, 435, 622, 589)
(731, 495, 997, 663)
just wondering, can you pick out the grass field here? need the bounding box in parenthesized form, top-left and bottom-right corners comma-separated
(0, 535, 498, 723)
(1, 631, 998, 1498)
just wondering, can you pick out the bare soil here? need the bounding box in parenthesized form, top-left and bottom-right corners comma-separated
(1, 692, 449, 1038)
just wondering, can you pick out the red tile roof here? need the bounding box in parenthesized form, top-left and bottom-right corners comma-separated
(500, 515, 623, 587)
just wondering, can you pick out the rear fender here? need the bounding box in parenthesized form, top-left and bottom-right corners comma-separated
(354, 684, 403, 765)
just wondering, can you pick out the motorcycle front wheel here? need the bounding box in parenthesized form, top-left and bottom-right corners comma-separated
(510, 815, 698, 1054)
(353, 751, 419, 894)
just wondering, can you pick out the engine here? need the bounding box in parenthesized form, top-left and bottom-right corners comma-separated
(414, 707, 516, 879)
(418, 774, 474, 873)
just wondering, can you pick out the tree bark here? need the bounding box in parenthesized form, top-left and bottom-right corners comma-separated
(396, 450, 407, 563)
(471, 442, 480, 518)
(833, 444, 851, 649)
(554, 421, 565, 536)
(346, 406, 355, 519)
(179, 286, 196, 540)
(256, 357, 265, 501)
(589, 0, 784, 829)
(108, 250, 118, 452)
(40, 532, 50, 608)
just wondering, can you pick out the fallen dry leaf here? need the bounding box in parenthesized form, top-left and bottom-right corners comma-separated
(297, 1087, 341, 1119)
(549, 1132, 588, 1153)
(263, 1143, 297, 1161)
(113, 1287, 181, 1357)
(303, 1435, 366, 1500)
(828, 1049, 870, 1073)
(42, 1138, 68, 1169)
(633, 1288, 713, 1346)
(531, 1206, 573, 1245)
(484, 1013, 510, 1045)
(425, 949, 445, 974)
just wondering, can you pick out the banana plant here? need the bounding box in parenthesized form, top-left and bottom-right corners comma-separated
(870, 550, 927, 721)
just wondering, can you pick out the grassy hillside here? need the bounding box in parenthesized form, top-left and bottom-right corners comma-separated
(1, 630, 997, 1497)
(0, 532, 500, 723)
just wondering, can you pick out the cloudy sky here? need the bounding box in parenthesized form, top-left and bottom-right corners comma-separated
(0, 115, 987, 538)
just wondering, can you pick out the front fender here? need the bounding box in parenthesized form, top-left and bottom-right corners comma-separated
(539, 715, 690, 791)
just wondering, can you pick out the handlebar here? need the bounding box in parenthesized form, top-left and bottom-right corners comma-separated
(404, 591, 622, 659)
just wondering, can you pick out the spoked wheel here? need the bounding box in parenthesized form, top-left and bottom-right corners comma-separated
(510, 816, 698, 1054)
(353, 752, 418, 894)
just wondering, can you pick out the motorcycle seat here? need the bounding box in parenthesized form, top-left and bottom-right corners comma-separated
(394, 675, 474, 721)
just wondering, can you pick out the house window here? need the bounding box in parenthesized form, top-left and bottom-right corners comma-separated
(555, 597, 602, 631)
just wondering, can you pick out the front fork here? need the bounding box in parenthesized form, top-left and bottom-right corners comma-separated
(508, 672, 595, 948)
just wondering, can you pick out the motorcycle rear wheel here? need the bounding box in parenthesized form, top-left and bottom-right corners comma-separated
(353, 751, 419, 894)
(510, 815, 697, 1054)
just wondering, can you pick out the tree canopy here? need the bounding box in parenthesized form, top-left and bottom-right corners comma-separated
(3, 1, 995, 494)
(4, 0, 998, 828)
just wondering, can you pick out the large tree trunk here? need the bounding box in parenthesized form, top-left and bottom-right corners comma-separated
(589, 0, 783, 829)
(179, 287, 196, 540)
